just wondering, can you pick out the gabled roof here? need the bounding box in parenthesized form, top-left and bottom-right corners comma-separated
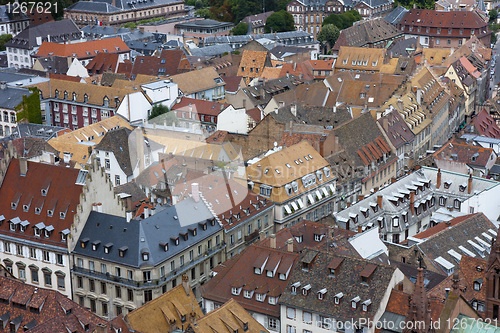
(433, 140, 495, 168)
(35, 37, 130, 59)
(0, 276, 106, 332)
(170, 67, 224, 95)
(335, 46, 386, 72)
(85, 52, 120, 75)
(171, 97, 230, 117)
(377, 109, 415, 149)
(0, 85, 30, 109)
(94, 127, 134, 176)
(279, 250, 397, 321)
(201, 244, 299, 317)
(5, 20, 81, 50)
(237, 50, 271, 82)
(400, 9, 489, 30)
(384, 5, 409, 24)
(0, 159, 86, 248)
(471, 108, 500, 139)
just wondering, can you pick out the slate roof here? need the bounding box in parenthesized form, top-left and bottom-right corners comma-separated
(222, 76, 243, 93)
(190, 44, 233, 58)
(10, 123, 66, 141)
(34, 56, 70, 74)
(333, 17, 402, 50)
(279, 250, 397, 321)
(175, 19, 233, 29)
(387, 37, 418, 57)
(383, 5, 409, 25)
(0, 86, 30, 109)
(395, 262, 447, 291)
(114, 181, 147, 205)
(201, 244, 299, 317)
(377, 109, 415, 149)
(277, 104, 352, 127)
(399, 9, 489, 30)
(5, 20, 81, 50)
(0, 276, 106, 333)
(67, 0, 183, 13)
(242, 11, 274, 28)
(85, 53, 120, 75)
(74, 198, 219, 268)
(10, 137, 59, 159)
(0, 159, 86, 248)
(94, 127, 134, 176)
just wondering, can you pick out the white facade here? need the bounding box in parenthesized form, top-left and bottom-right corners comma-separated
(216, 106, 249, 134)
(116, 91, 152, 123)
(0, 18, 29, 37)
(460, 183, 500, 223)
(0, 108, 16, 138)
(141, 80, 179, 110)
(7, 46, 32, 69)
(93, 150, 131, 187)
(66, 58, 89, 78)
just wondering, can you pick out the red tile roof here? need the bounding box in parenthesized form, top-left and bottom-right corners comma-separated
(400, 9, 489, 30)
(217, 190, 273, 231)
(306, 59, 335, 71)
(48, 73, 81, 82)
(246, 107, 261, 123)
(159, 49, 190, 76)
(433, 140, 495, 167)
(279, 62, 315, 81)
(205, 130, 229, 144)
(201, 244, 299, 317)
(472, 108, 500, 139)
(35, 37, 130, 59)
(385, 289, 444, 320)
(222, 76, 243, 93)
(86, 53, 120, 75)
(0, 159, 85, 248)
(0, 275, 106, 333)
(172, 97, 230, 117)
(413, 213, 476, 239)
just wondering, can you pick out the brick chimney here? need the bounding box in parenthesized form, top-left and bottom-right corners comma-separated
(410, 191, 415, 215)
(358, 194, 364, 201)
(182, 274, 190, 296)
(287, 238, 293, 252)
(377, 195, 383, 209)
(191, 182, 200, 203)
(468, 173, 472, 194)
(269, 234, 276, 249)
(436, 168, 441, 189)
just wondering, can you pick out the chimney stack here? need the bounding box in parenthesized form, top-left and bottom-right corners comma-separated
(94, 323, 107, 333)
(182, 274, 190, 296)
(290, 103, 297, 117)
(468, 173, 472, 194)
(377, 195, 383, 209)
(260, 230, 267, 240)
(436, 168, 441, 189)
(269, 234, 276, 249)
(144, 207, 150, 219)
(191, 182, 200, 203)
(150, 207, 156, 216)
(410, 191, 415, 215)
(0, 81, 6, 90)
(357, 226, 362, 233)
(126, 211, 132, 222)
(358, 194, 364, 201)
(287, 238, 294, 252)
(97, 203, 102, 213)
(19, 158, 28, 176)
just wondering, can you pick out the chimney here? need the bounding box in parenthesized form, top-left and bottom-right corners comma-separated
(357, 226, 362, 233)
(290, 103, 297, 117)
(139, 26, 145, 34)
(410, 191, 415, 215)
(150, 207, 156, 216)
(0, 81, 6, 90)
(468, 173, 472, 194)
(94, 323, 107, 333)
(126, 211, 132, 222)
(63, 151, 71, 164)
(436, 168, 441, 189)
(191, 182, 200, 203)
(377, 195, 383, 209)
(382, 116, 388, 130)
(144, 207, 150, 219)
(287, 238, 294, 252)
(269, 234, 276, 249)
(19, 158, 28, 176)
(97, 203, 103, 213)
(182, 274, 190, 296)
(260, 230, 267, 240)
(391, 178, 397, 184)
(358, 194, 364, 201)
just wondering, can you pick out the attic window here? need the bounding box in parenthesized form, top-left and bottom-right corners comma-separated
(47, 210, 53, 217)
(291, 282, 300, 294)
(302, 284, 311, 296)
(103, 243, 113, 254)
(334, 292, 343, 304)
(474, 280, 482, 291)
(91, 241, 100, 251)
(444, 181, 451, 189)
(34, 228, 40, 237)
(362, 299, 372, 311)
(351, 296, 360, 309)
(80, 238, 89, 248)
(142, 252, 149, 261)
(119, 246, 128, 257)
(84, 94, 88, 103)
(317, 288, 327, 300)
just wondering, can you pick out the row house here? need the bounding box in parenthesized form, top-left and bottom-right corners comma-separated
(243, 141, 337, 231)
(171, 97, 232, 133)
(71, 195, 225, 317)
(0, 5, 30, 37)
(279, 249, 403, 333)
(32, 78, 151, 129)
(398, 9, 491, 49)
(0, 156, 125, 298)
(334, 167, 498, 244)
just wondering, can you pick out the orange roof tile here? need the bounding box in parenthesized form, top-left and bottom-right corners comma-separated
(35, 37, 130, 59)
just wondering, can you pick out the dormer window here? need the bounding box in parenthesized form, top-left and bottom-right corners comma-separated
(72, 92, 76, 101)
(334, 292, 343, 304)
(318, 288, 327, 300)
(474, 280, 482, 291)
(55, 90, 59, 98)
(279, 273, 286, 280)
(295, 235, 303, 243)
(444, 181, 451, 189)
(119, 246, 128, 257)
(362, 299, 372, 311)
(160, 242, 168, 252)
(255, 268, 261, 275)
(392, 216, 399, 228)
(103, 96, 109, 107)
(142, 252, 149, 261)
(189, 228, 197, 236)
(34, 228, 40, 237)
(291, 282, 300, 294)
(80, 238, 89, 248)
(268, 296, 276, 305)
(244, 290, 252, 299)
(351, 296, 360, 309)
(266, 270, 273, 278)
(84, 94, 88, 103)
(47, 210, 53, 217)
(302, 284, 311, 296)
(9, 222, 15, 232)
(91, 241, 100, 251)
(314, 234, 322, 242)
(64, 91, 68, 100)
(104, 243, 112, 254)
(232, 287, 240, 295)
(459, 184, 466, 192)
(60, 212, 66, 219)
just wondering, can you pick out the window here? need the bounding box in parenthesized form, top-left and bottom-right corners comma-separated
(89, 279, 95, 292)
(31, 268, 39, 283)
(287, 325, 296, 333)
(102, 302, 108, 316)
(18, 267, 25, 280)
(256, 293, 265, 302)
(474, 281, 482, 291)
(101, 264, 107, 274)
(44, 272, 52, 286)
(244, 290, 252, 298)
(269, 296, 276, 305)
(57, 275, 65, 289)
(90, 299, 96, 313)
(105, 159, 110, 170)
(115, 175, 120, 186)
(287, 307, 296, 319)
(260, 186, 272, 197)
(303, 311, 312, 324)
(268, 318, 278, 330)
(392, 216, 399, 228)
(454, 200, 460, 209)
(43, 251, 50, 262)
(144, 290, 153, 302)
(77, 276, 83, 288)
(232, 287, 240, 295)
(128, 289, 134, 301)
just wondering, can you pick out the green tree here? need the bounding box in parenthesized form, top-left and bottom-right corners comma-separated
(490, 9, 498, 22)
(231, 22, 249, 35)
(122, 22, 137, 29)
(194, 0, 203, 8)
(264, 10, 295, 33)
(317, 24, 340, 50)
(149, 104, 171, 120)
(322, 10, 361, 29)
(195, 8, 211, 18)
(208, 0, 234, 22)
(15, 88, 42, 124)
(0, 34, 12, 51)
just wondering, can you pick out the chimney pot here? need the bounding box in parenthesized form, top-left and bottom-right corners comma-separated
(468, 173, 472, 194)
(144, 207, 150, 219)
(357, 226, 362, 233)
(269, 234, 276, 249)
(286, 238, 294, 252)
(410, 191, 415, 215)
(182, 274, 190, 296)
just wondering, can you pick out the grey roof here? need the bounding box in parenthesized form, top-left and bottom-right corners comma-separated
(81, 25, 130, 36)
(269, 45, 310, 58)
(114, 181, 147, 203)
(190, 44, 233, 58)
(33, 56, 70, 74)
(5, 19, 81, 50)
(0, 5, 30, 23)
(10, 123, 66, 141)
(357, 0, 394, 9)
(395, 262, 446, 291)
(387, 37, 418, 57)
(204, 35, 253, 45)
(94, 128, 134, 177)
(74, 198, 219, 268)
(67, 0, 183, 13)
(0, 71, 38, 84)
(384, 6, 409, 25)
(82, 25, 155, 42)
(126, 40, 161, 52)
(277, 104, 352, 127)
(175, 19, 233, 29)
(0, 86, 30, 109)
(339, 18, 402, 48)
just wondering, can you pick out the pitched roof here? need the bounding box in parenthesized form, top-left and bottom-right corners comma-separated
(114, 181, 147, 206)
(94, 127, 133, 176)
(85, 52, 120, 74)
(0, 159, 86, 248)
(335, 46, 386, 72)
(170, 67, 224, 95)
(187, 299, 268, 333)
(10, 137, 59, 159)
(377, 109, 415, 149)
(201, 244, 299, 317)
(222, 76, 243, 93)
(0, 85, 30, 109)
(279, 250, 397, 321)
(35, 37, 130, 59)
(400, 9, 489, 30)
(236, 50, 270, 83)
(0, 276, 106, 332)
(472, 108, 500, 139)
(433, 140, 495, 168)
(5, 20, 81, 50)
(171, 97, 230, 117)
(126, 283, 204, 332)
(384, 5, 409, 24)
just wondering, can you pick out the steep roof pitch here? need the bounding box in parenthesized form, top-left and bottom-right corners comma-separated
(201, 244, 299, 318)
(35, 37, 130, 59)
(170, 67, 224, 95)
(433, 140, 495, 168)
(237, 50, 271, 83)
(94, 127, 133, 176)
(333, 17, 402, 50)
(171, 97, 230, 117)
(0, 276, 106, 332)
(279, 250, 397, 321)
(86, 52, 120, 75)
(400, 9, 489, 30)
(335, 46, 386, 72)
(377, 109, 415, 149)
(126, 283, 204, 332)
(0, 159, 85, 248)
(472, 108, 500, 139)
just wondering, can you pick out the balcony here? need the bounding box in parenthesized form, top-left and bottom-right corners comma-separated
(72, 243, 225, 289)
